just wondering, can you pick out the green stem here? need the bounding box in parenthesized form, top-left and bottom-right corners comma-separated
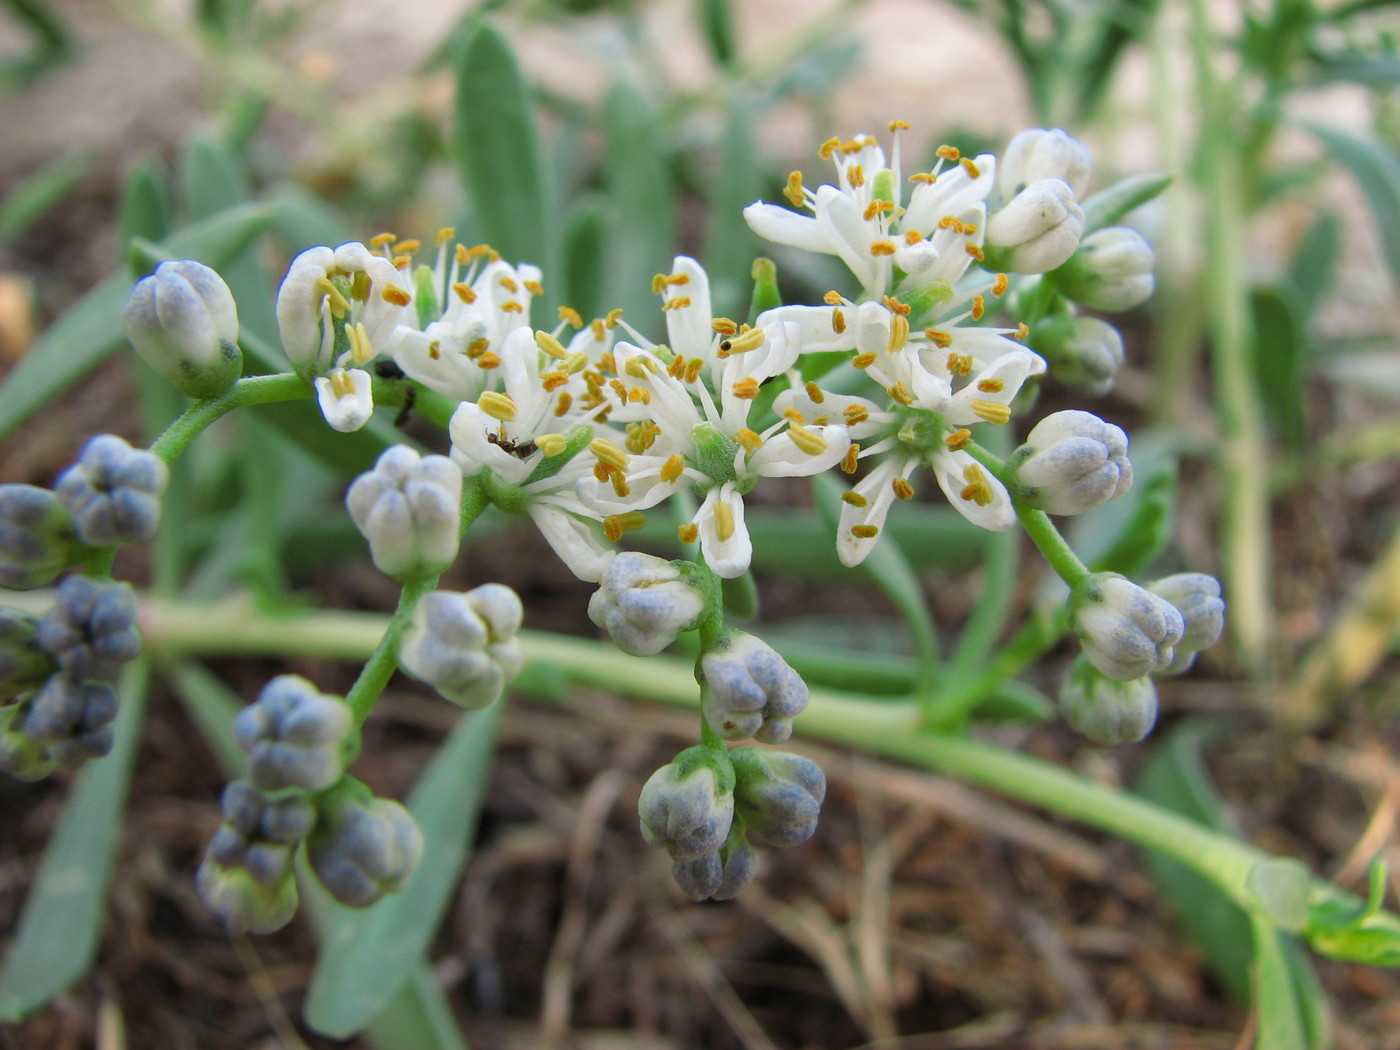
(692, 556, 728, 752)
(84, 547, 119, 579)
(148, 372, 311, 463)
(343, 576, 437, 726)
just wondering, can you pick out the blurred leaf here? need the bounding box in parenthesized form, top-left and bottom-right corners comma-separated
(270, 185, 352, 253)
(304, 702, 503, 1038)
(0, 663, 150, 1021)
(1286, 210, 1341, 325)
(0, 0, 73, 86)
(118, 157, 173, 246)
(1304, 863, 1400, 966)
(166, 660, 245, 776)
(0, 151, 90, 247)
(1309, 55, 1400, 87)
(1074, 434, 1177, 578)
(562, 198, 605, 320)
(1072, 0, 1161, 118)
(1250, 912, 1328, 1050)
(453, 22, 555, 312)
(769, 37, 862, 101)
(702, 93, 764, 319)
(748, 257, 782, 323)
(721, 569, 759, 621)
(1250, 286, 1307, 450)
(1305, 123, 1400, 288)
(1135, 720, 1254, 1003)
(602, 80, 676, 324)
(1081, 172, 1172, 234)
(698, 0, 735, 67)
(0, 203, 272, 441)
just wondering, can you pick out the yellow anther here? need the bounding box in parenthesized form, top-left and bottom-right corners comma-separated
(564, 351, 589, 374)
(536, 331, 568, 359)
(466, 337, 489, 358)
(805, 381, 826, 404)
(435, 227, 455, 245)
(889, 314, 909, 352)
(652, 273, 668, 295)
(960, 158, 982, 179)
(841, 138, 865, 154)
(466, 244, 493, 259)
(992, 273, 1009, 297)
(851, 524, 880, 539)
(970, 399, 1011, 425)
(610, 472, 631, 498)
(455, 244, 470, 265)
(892, 477, 915, 501)
(316, 276, 351, 317)
(735, 428, 763, 453)
(370, 232, 397, 250)
(823, 290, 844, 306)
(888, 119, 910, 132)
(869, 240, 896, 256)
(977, 377, 1005, 393)
(559, 305, 583, 328)
(843, 404, 869, 425)
(787, 425, 828, 456)
(609, 378, 628, 400)
(888, 382, 913, 406)
(972, 295, 986, 321)
(476, 351, 501, 369)
(783, 171, 805, 208)
(426, 340, 441, 360)
(554, 391, 573, 416)
(905, 230, 923, 245)
(923, 327, 953, 349)
(628, 387, 651, 405)
(453, 282, 477, 304)
(590, 318, 605, 342)
(603, 512, 647, 543)
(782, 407, 806, 424)
(329, 368, 356, 398)
(605, 308, 624, 328)
(946, 352, 973, 375)
(853, 353, 876, 370)
(346, 322, 374, 365)
(542, 371, 570, 391)
(881, 295, 911, 316)
(819, 137, 841, 159)
(390, 255, 412, 270)
(667, 355, 686, 378)
(842, 491, 868, 507)
(863, 199, 895, 221)
(832, 308, 847, 334)
(712, 317, 739, 336)
(535, 433, 567, 456)
(395, 239, 421, 257)
(965, 243, 986, 261)
(959, 463, 994, 506)
(909, 172, 938, 184)
(732, 377, 761, 400)
(382, 285, 412, 307)
(962, 223, 979, 235)
(663, 296, 692, 311)
(723, 327, 766, 354)
(684, 359, 704, 384)
(847, 164, 865, 188)
(938, 215, 965, 233)
(478, 391, 517, 421)
(590, 438, 630, 471)
(679, 522, 699, 544)
(936, 145, 961, 161)
(1015, 323, 1030, 341)
(661, 454, 685, 482)
(945, 428, 972, 451)
(713, 501, 735, 543)
(500, 300, 524, 313)
(625, 354, 657, 378)
(841, 444, 861, 474)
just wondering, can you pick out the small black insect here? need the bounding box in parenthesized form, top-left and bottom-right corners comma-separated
(393, 387, 417, 429)
(485, 431, 538, 459)
(375, 360, 407, 380)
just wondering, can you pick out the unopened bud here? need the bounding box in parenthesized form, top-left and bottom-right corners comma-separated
(398, 584, 525, 708)
(124, 260, 242, 399)
(1008, 410, 1132, 515)
(1055, 227, 1155, 311)
(1059, 653, 1159, 744)
(346, 445, 462, 581)
(587, 553, 705, 656)
(0, 701, 56, 780)
(1032, 314, 1124, 396)
(638, 747, 735, 861)
(35, 576, 141, 682)
(308, 780, 423, 908)
(985, 179, 1085, 273)
(21, 675, 118, 769)
(233, 675, 352, 792)
(196, 856, 300, 935)
(731, 748, 826, 847)
(1069, 573, 1184, 681)
(999, 128, 1094, 198)
(1146, 573, 1226, 674)
(54, 434, 168, 546)
(0, 607, 55, 698)
(315, 368, 375, 432)
(205, 780, 315, 889)
(0, 484, 82, 590)
(701, 633, 809, 744)
(670, 818, 756, 901)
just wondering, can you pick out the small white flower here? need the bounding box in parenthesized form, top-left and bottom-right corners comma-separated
(346, 445, 462, 581)
(1070, 573, 1185, 681)
(1059, 654, 1159, 744)
(985, 178, 1085, 273)
(999, 128, 1094, 199)
(587, 552, 704, 656)
(1147, 573, 1226, 674)
(1008, 409, 1132, 515)
(398, 585, 526, 708)
(124, 260, 242, 398)
(314, 368, 374, 432)
(1058, 227, 1156, 311)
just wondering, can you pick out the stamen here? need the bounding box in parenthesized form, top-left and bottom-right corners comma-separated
(329, 368, 356, 398)
(851, 524, 879, 539)
(466, 337, 489, 358)
(427, 340, 441, 360)
(992, 273, 1009, 297)
(888, 119, 910, 132)
(684, 359, 704, 384)
(960, 157, 982, 179)
(713, 502, 735, 542)
(735, 428, 763, 452)
(869, 240, 896, 256)
(853, 353, 876, 370)
(382, 285, 411, 307)
(395, 239, 422, 257)
(555, 392, 572, 416)
(805, 381, 826, 404)
(476, 351, 501, 369)
(977, 377, 1005, 393)
(478, 391, 516, 421)
(823, 290, 843, 306)
(667, 355, 686, 378)
(603, 512, 646, 543)
(455, 244, 470, 265)
(390, 254, 412, 270)
(627, 387, 652, 405)
(946, 351, 973, 375)
(536, 331, 568, 359)
(964, 243, 986, 262)
(712, 317, 739, 336)
(317, 277, 351, 317)
(591, 438, 630, 471)
(893, 477, 915, 500)
(542, 371, 570, 391)
(944, 428, 972, 451)
(559, 305, 583, 328)
(662, 296, 692, 311)
(842, 491, 868, 507)
(500, 300, 524, 313)
(887, 382, 913, 406)
(605, 308, 624, 328)
(435, 227, 455, 245)
(783, 407, 805, 424)
(732, 377, 760, 400)
(904, 230, 923, 245)
(523, 279, 544, 296)
(535, 433, 567, 456)
(909, 172, 937, 184)
(564, 351, 589, 374)
(679, 522, 699, 544)
(832, 309, 847, 334)
(661, 454, 685, 482)
(453, 282, 477, 304)
(881, 295, 911, 316)
(346, 322, 374, 365)
(590, 318, 606, 342)
(889, 314, 909, 352)
(819, 137, 841, 159)
(959, 463, 994, 506)
(971, 294, 986, 320)
(723, 327, 766, 354)
(787, 425, 828, 456)
(843, 404, 869, 425)
(610, 472, 631, 498)
(783, 171, 805, 208)
(936, 145, 960, 161)
(370, 232, 397, 251)
(1015, 323, 1030, 341)
(847, 164, 866, 188)
(970, 399, 1012, 425)
(841, 444, 860, 474)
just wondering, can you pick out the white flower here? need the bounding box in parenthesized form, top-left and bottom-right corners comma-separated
(999, 128, 1094, 199)
(124, 260, 242, 399)
(314, 368, 374, 432)
(1146, 573, 1225, 674)
(1057, 227, 1156, 311)
(985, 178, 1085, 273)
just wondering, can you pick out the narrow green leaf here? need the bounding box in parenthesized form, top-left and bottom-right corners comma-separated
(562, 198, 605, 321)
(1286, 210, 1340, 326)
(270, 185, 352, 257)
(1248, 914, 1316, 1050)
(304, 702, 503, 1038)
(0, 203, 272, 441)
(698, 0, 735, 67)
(702, 94, 763, 319)
(0, 662, 150, 1021)
(453, 23, 555, 311)
(1305, 123, 1400, 288)
(1250, 286, 1307, 450)
(165, 660, 246, 776)
(1081, 172, 1173, 234)
(117, 157, 172, 246)
(364, 967, 471, 1050)
(0, 151, 90, 247)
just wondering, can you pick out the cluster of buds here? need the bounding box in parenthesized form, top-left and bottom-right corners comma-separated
(398, 583, 527, 709)
(587, 552, 704, 656)
(347, 444, 462, 582)
(197, 676, 424, 933)
(124, 260, 242, 400)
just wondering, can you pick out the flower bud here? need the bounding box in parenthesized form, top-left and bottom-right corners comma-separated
(587, 553, 705, 656)
(0, 607, 55, 699)
(670, 818, 756, 901)
(233, 675, 352, 792)
(985, 179, 1085, 273)
(124, 260, 242, 399)
(1007, 410, 1132, 516)
(35, 576, 141, 682)
(1055, 227, 1155, 311)
(21, 676, 118, 769)
(196, 856, 299, 935)
(54, 434, 168, 546)
(346, 445, 462, 581)
(701, 633, 809, 744)
(205, 779, 316, 889)
(315, 367, 375, 433)
(308, 781, 424, 908)
(398, 584, 526, 708)
(731, 748, 826, 847)
(638, 747, 735, 861)
(1147, 573, 1226, 674)
(999, 128, 1094, 198)
(1069, 573, 1185, 681)
(1031, 314, 1124, 396)
(1059, 654, 1159, 744)
(0, 484, 82, 590)
(0, 701, 56, 781)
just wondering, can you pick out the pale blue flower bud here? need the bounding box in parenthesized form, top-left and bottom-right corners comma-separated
(233, 675, 352, 792)
(1031, 314, 1125, 396)
(1056, 227, 1155, 311)
(54, 434, 168, 546)
(1069, 573, 1185, 681)
(1059, 654, 1159, 744)
(1147, 573, 1226, 674)
(196, 856, 299, 935)
(1000, 128, 1094, 199)
(671, 819, 756, 901)
(309, 781, 424, 908)
(36, 576, 141, 682)
(701, 633, 809, 744)
(346, 445, 462, 581)
(985, 179, 1085, 273)
(587, 553, 705, 656)
(124, 260, 242, 399)
(1008, 410, 1132, 515)
(638, 747, 735, 861)
(0, 484, 82, 590)
(0, 608, 54, 698)
(0, 700, 56, 780)
(398, 584, 525, 708)
(731, 748, 826, 847)
(21, 676, 118, 769)
(206, 780, 316, 889)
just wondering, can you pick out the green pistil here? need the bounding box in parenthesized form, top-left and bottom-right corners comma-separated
(691, 423, 740, 486)
(895, 408, 948, 456)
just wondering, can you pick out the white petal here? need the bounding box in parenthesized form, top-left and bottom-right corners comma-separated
(694, 483, 752, 578)
(448, 402, 533, 483)
(743, 202, 833, 254)
(748, 424, 851, 478)
(663, 256, 714, 358)
(314, 368, 374, 432)
(753, 305, 856, 355)
(528, 505, 614, 583)
(834, 459, 901, 567)
(932, 449, 1016, 531)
